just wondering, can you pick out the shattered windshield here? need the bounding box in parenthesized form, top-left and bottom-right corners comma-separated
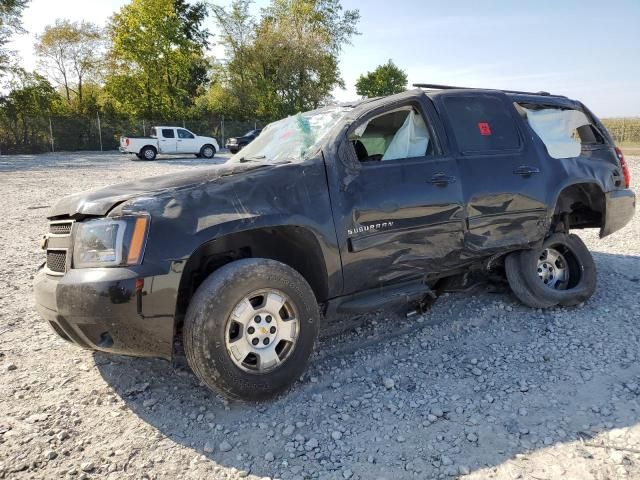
(230, 107, 351, 164)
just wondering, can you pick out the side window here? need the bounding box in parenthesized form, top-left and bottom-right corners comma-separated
(351, 107, 432, 163)
(518, 104, 604, 159)
(444, 96, 520, 153)
(162, 128, 175, 138)
(178, 129, 195, 139)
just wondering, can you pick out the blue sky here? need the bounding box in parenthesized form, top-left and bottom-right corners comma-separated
(11, 0, 640, 116)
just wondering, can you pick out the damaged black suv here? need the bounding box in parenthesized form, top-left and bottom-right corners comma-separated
(34, 85, 635, 400)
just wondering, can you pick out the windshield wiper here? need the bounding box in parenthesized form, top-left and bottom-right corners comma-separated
(239, 155, 266, 163)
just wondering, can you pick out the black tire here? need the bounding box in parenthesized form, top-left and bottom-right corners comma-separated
(140, 146, 157, 161)
(194, 153, 201, 158)
(506, 233, 596, 308)
(183, 258, 320, 400)
(200, 144, 215, 159)
(134, 153, 142, 160)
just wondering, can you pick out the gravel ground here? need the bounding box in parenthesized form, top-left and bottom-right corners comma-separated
(0, 151, 639, 480)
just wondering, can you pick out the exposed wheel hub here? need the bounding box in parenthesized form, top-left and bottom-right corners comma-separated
(537, 247, 569, 290)
(246, 314, 277, 348)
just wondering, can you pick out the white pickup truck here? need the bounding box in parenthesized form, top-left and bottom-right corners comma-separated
(119, 126, 220, 160)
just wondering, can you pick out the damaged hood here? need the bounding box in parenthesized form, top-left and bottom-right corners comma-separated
(48, 162, 268, 218)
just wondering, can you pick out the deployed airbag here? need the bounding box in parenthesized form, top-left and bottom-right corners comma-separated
(382, 110, 430, 161)
(523, 107, 590, 159)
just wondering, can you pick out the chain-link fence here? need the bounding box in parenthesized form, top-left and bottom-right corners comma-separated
(1, 114, 638, 155)
(0, 114, 262, 155)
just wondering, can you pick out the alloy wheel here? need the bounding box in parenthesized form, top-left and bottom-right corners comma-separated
(537, 247, 570, 290)
(225, 289, 299, 373)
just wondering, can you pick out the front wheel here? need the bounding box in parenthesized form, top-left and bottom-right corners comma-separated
(506, 233, 596, 308)
(183, 258, 320, 400)
(200, 144, 215, 159)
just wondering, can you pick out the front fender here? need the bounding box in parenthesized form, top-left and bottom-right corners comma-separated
(113, 159, 341, 332)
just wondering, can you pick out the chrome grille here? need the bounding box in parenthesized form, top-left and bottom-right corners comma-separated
(46, 250, 67, 273)
(49, 222, 73, 235)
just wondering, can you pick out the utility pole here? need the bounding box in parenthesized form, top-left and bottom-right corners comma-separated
(49, 117, 55, 153)
(97, 112, 103, 152)
(221, 116, 225, 148)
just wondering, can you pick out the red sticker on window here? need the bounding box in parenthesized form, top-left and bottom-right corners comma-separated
(478, 122, 492, 135)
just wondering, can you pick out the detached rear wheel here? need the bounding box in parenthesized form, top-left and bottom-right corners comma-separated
(183, 258, 320, 400)
(506, 233, 596, 308)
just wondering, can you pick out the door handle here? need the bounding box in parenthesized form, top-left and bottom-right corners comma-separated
(513, 165, 540, 177)
(430, 173, 456, 186)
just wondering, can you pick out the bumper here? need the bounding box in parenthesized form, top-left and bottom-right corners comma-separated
(226, 144, 239, 153)
(33, 266, 176, 360)
(601, 188, 636, 238)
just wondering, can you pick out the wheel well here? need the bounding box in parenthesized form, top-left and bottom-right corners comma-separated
(553, 183, 604, 231)
(174, 226, 329, 326)
(140, 145, 157, 154)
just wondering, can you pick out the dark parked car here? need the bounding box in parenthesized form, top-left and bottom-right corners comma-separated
(225, 129, 262, 153)
(34, 86, 635, 400)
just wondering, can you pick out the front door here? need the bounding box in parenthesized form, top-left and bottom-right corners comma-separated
(176, 128, 199, 153)
(436, 93, 548, 255)
(327, 99, 465, 295)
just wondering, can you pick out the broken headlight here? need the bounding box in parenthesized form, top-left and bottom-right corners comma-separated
(73, 216, 149, 268)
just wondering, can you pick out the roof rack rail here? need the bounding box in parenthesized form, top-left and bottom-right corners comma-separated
(413, 83, 561, 97)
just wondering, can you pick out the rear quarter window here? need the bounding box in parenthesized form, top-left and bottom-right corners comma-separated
(443, 96, 520, 153)
(517, 104, 605, 159)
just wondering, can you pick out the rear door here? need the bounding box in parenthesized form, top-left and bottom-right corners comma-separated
(158, 128, 177, 153)
(176, 128, 199, 153)
(327, 98, 466, 294)
(437, 92, 547, 254)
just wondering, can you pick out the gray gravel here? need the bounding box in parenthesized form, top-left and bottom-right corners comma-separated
(0, 151, 639, 480)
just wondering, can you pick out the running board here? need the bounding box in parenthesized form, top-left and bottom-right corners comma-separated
(327, 281, 435, 315)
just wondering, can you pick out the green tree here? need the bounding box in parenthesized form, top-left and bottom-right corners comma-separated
(0, 0, 29, 75)
(209, 0, 257, 119)
(0, 70, 59, 152)
(104, 0, 210, 119)
(355, 60, 407, 98)
(211, 0, 359, 121)
(34, 20, 105, 112)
